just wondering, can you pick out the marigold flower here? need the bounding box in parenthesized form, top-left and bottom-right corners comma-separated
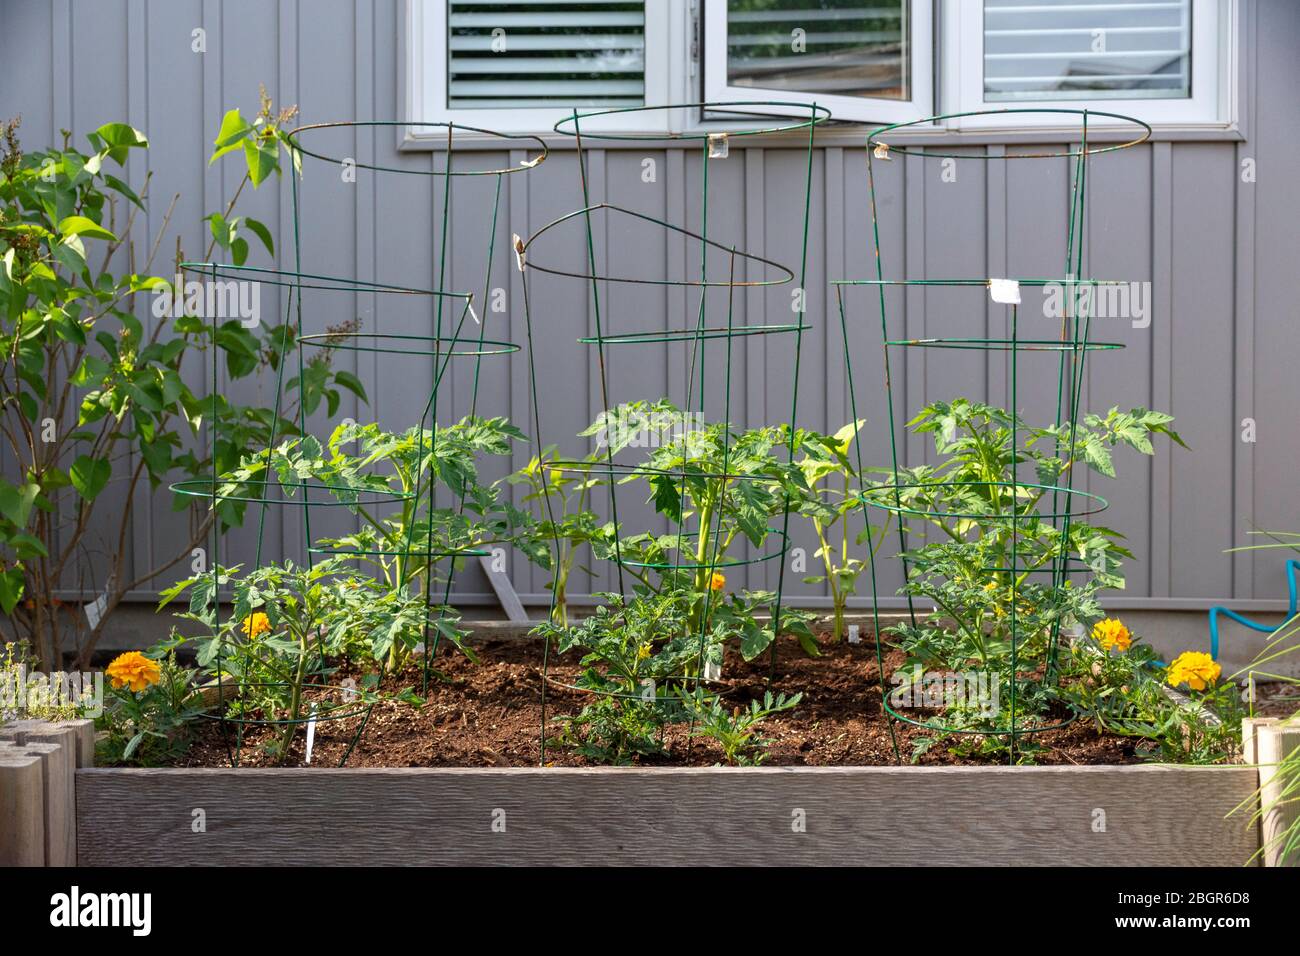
(105, 651, 162, 693)
(1166, 650, 1221, 691)
(1093, 617, 1133, 653)
(709, 572, 726, 591)
(241, 611, 271, 639)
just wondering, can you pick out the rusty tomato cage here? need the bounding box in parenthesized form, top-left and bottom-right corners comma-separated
(835, 109, 1153, 762)
(171, 121, 547, 765)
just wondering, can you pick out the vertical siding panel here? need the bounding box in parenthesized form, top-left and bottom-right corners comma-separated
(127, 0, 151, 591)
(1149, 142, 1173, 597)
(1231, 0, 1260, 599)
(984, 146, 1007, 411)
(1169, 144, 1235, 598)
(0, 0, 56, 150)
(1245, 0, 1300, 606)
(145, 0, 206, 597)
(1084, 143, 1154, 598)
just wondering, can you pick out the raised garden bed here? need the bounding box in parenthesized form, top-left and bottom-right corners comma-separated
(75, 763, 1260, 867)
(4, 708, 1296, 867)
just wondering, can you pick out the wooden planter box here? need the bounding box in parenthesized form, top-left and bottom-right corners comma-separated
(74, 764, 1258, 867)
(6, 718, 1298, 867)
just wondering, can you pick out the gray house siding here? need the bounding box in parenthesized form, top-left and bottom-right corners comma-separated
(1, 0, 1296, 612)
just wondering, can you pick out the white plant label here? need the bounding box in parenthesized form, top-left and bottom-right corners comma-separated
(989, 279, 1021, 305)
(704, 660, 722, 682)
(707, 133, 729, 159)
(84, 592, 109, 630)
(304, 703, 318, 765)
(847, 624, 861, 645)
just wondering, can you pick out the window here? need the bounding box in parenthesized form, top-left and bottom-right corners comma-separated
(407, 0, 670, 135)
(945, 0, 1231, 128)
(702, 1, 933, 124)
(405, 0, 1233, 137)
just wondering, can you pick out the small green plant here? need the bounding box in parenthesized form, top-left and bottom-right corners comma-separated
(161, 557, 446, 762)
(580, 400, 818, 659)
(678, 687, 801, 766)
(796, 420, 890, 642)
(537, 587, 802, 766)
(879, 399, 1185, 756)
(1061, 618, 1242, 763)
(97, 636, 199, 766)
(220, 415, 537, 672)
(509, 445, 608, 626)
(537, 588, 702, 763)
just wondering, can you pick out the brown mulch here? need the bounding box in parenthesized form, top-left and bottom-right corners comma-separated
(178, 633, 1144, 769)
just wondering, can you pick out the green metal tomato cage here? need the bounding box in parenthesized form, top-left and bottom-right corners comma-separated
(517, 102, 829, 761)
(171, 122, 548, 765)
(837, 108, 1153, 761)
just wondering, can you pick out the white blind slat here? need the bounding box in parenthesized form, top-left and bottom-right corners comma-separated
(448, 1, 646, 109)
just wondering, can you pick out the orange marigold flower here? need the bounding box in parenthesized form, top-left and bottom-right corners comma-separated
(1166, 651, 1221, 691)
(709, 572, 726, 592)
(1092, 617, 1133, 653)
(105, 651, 162, 693)
(241, 611, 271, 639)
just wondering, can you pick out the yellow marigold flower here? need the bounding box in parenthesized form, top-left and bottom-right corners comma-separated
(105, 651, 162, 693)
(241, 611, 271, 639)
(1093, 617, 1132, 653)
(709, 572, 726, 591)
(1166, 651, 1221, 691)
(637, 642, 651, 660)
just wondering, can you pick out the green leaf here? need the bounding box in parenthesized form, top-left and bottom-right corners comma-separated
(70, 455, 111, 500)
(0, 568, 24, 615)
(93, 123, 148, 164)
(333, 370, 368, 403)
(58, 215, 116, 242)
(242, 217, 275, 258)
(0, 481, 41, 527)
(210, 109, 253, 164)
(243, 138, 278, 187)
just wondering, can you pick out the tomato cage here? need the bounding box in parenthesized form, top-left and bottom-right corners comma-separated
(168, 121, 547, 765)
(516, 102, 830, 763)
(835, 109, 1153, 761)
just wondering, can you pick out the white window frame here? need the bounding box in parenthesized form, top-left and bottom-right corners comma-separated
(405, 0, 674, 139)
(942, 0, 1235, 130)
(701, 0, 934, 124)
(404, 0, 1236, 140)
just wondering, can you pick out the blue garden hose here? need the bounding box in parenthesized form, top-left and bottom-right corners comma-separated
(1208, 558, 1300, 660)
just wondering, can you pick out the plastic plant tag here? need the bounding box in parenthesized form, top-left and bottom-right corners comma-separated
(304, 703, 318, 765)
(873, 142, 890, 160)
(84, 592, 108, 631)
(989, 278, 1021, 304)
(847, 624, 862, 645)
(707, 133, 729, 159)
(639, 678, 656, 702)
(704, 659, 722, 682)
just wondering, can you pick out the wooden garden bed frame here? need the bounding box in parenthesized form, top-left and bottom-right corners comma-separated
(3, 717, 1296, 867)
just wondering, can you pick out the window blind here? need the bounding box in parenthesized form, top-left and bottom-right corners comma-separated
(448, 1, 646, 109)
(984, 0, 1192, 101)
(724, 1, 909, 101)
